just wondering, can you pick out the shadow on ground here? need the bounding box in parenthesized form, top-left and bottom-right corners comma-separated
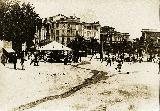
(13, 65, 115, 111)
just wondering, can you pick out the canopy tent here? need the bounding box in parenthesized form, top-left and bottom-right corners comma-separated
(37, 41, 72, 51)
(3, 48, 15, 53)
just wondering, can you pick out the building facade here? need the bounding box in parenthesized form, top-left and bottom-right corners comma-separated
(141, 29, 160, 54)
(100, 26, 115, 44)
(100, 26, 130, 44)
(83, 22, 101, 41)
(100, 26, 130, 54)
(36, 14, 101, 46)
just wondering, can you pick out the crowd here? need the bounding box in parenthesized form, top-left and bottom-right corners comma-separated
(1, 51, 160, 73)
(99, 53, 160, 73)
(0, 50, 70, 70)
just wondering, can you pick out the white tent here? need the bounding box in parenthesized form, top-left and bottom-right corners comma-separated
(37, 41, 72, 51)
(3, 48, 15, 53)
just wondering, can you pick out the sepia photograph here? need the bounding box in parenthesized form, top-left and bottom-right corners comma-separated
(0, 0, 159, 110)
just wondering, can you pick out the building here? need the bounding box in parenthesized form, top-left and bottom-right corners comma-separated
(141, 29, 160, 54)
(36, 18, 52, 46)
(100, 26, 115, 44)
(0, 40, 15, 61)
(100, 26, 130, 54)
(100, 26, 130, 44)
(52, 15, 83, 45)
(83, 21, 101, 41)
(142, 29, 160, 45)
(36, 14, 101, 46)
(120, 33, 130, 41)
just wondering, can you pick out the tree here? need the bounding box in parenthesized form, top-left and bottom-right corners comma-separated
(67, 36, 87, 62)
(0, 0, 40, 53)
(89, 38, 100, 54)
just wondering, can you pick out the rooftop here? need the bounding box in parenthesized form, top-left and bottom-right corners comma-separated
(141, 29, 160, 32)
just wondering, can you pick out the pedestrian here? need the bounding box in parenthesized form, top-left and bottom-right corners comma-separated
(106, 57, 111, 66)
(112, 56, 115, 62)
(108, 57, 111, 66)
(139, 57, 143, 63)
(13, 53, 17, 70)
(34, 53, 39, 66)
(117, 60, 122, 72)
(64, 52, 68, 65)
(100, 51, 103, 62)
(20, 57, 26, 70)
(64, 56, 68, 65)
(120, 54, 124, 63)
(27, 51, 31, 60)
(1, 53, 6, 66)
(132, 56, 136, 63)
(30, 53, 34, 65)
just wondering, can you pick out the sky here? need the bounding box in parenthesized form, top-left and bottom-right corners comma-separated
(21, 0, 160, 39)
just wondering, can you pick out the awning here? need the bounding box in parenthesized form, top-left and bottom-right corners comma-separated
(37, 41, 72, 51)
(3, 48, 15, 53)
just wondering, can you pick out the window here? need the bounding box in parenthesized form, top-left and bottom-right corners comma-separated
(51, 29, 53, 33)
(87, 26, 91, 30)
(56, 30, 59, 36)
(87, 31, 90, 37)
(56, 37, 59, 42)
(67, 38, 70, 44)
(94, 32, 96, 37)
(72, 31, 75, 36)
(76, 31, 78, 36)
(67, 30, 70, 36)
(94, 26, 97, 30)
(56, 23, 59, 28)
(62, 23, 65, 28)
(62, 37, 64, 44)
(52, 23, 54, 28)
(62, 30, 65, 35)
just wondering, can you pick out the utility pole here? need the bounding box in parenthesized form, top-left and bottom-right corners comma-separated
(100, 35, 104, 62)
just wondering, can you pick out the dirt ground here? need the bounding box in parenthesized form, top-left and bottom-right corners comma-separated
(0, 59, 159, 111)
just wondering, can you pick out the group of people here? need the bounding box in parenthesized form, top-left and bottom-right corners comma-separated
(1, 50, 160, 73)
(102, 53, 160, 73)
(104, 55, 123, 72)
(0, 51, 40, 70)
(29, 52, 39, 66)
(1, 52, 27, 70)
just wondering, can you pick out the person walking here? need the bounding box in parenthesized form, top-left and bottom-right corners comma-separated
(30, 53, 35, 65)
(108, 57, 111, 66)
(1, 53, 6, 66)
(30, 52, 39, 66)
(13, 53, 17, 70)
(20, 57, 26, 70)
(116, 59, 122, 72)
(64, 56, 68, 65)
(100, 51, 103, 62)
(34, 53, 39, 66)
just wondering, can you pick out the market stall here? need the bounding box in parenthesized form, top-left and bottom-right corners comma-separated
(37, 41, 72, 63)
(2, 48, 15, 63)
